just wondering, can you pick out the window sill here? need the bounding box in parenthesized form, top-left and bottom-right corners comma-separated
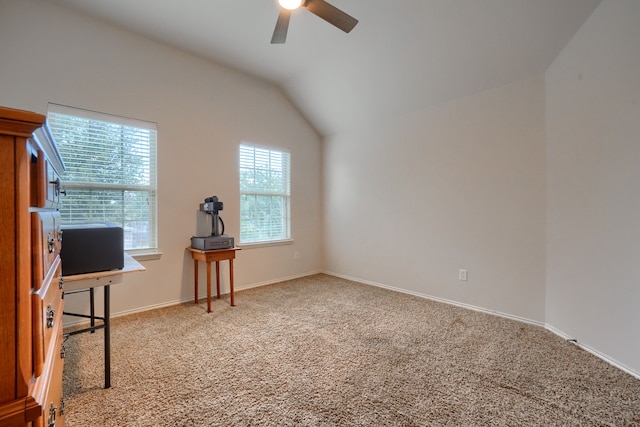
(127, 249, 163, 261)
(238, 239, 294, 250)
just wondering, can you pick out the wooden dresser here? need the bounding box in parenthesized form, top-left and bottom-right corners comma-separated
(0, 106, 66, 426)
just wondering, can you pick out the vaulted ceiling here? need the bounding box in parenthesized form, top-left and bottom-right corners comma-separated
(51, 0, 600, 136)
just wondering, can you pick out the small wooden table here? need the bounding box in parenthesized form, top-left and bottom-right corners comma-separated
(187, 247, 240, 312)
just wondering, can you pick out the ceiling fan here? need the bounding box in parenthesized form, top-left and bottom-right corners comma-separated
(271, 0, 358, 44)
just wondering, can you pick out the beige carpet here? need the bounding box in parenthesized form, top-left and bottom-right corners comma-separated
(63, 274, 640, 426)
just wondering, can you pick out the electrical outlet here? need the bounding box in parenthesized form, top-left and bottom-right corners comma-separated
(458, 269, 468, 281)
(294, 251, 299, 260)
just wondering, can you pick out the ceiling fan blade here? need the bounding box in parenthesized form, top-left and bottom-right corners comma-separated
(271, 9, 291, 44)
(304, 0, 358, 33)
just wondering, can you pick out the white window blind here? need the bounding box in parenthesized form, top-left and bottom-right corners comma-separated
(239, 143, 291, 244)
(47, 104, 158, 252)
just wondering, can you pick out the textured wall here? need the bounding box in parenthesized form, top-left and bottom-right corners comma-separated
(324, 77, 546, 322)
(546, 0, 640, 375)
(0, 0, 323, 316)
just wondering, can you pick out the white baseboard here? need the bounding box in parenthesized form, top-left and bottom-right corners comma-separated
(63, 298, 192, 328)
(323, 271, 545, 327)
(63, 270, 322, 327)
(229, 270, 323, 293)
(323, 271, 640, 380)
(544, 324, 640, 380)
(62, 269, 640, 381)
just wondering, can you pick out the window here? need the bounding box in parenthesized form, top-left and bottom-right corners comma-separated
(47, 104, 158, 253)
(239, 143, 291, 244)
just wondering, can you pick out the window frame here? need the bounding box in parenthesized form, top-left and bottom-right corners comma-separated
(47, 103, 159, 256)
(239, 142, 292, 246)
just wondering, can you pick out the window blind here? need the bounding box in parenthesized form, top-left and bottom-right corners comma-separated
(239, 143, 291, 244)
(47, 104, 158, 252)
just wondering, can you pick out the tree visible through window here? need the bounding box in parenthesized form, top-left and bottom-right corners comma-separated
(47, 104, 158, 252)
(239, 143, 291, 244)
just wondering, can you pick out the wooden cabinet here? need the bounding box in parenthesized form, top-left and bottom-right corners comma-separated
(0, 106, 65, 427)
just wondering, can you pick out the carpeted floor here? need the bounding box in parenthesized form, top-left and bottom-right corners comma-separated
(62, 274, 640, 426)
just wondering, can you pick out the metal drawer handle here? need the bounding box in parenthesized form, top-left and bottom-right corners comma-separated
(48, 234, 55, 253)
(46, 305, 55, 328)
(49, 177, 62, 197)
(58, 275, 64, 290)
(48, 402, 57, 427)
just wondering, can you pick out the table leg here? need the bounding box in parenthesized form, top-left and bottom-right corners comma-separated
(193, 259, 199, 304)
(229, 259, 235, 307)
(215, 261, 221, 299)
(206, 261, 212, 313)
(104, 285, 111, 389)
(90, 287, 95, 333)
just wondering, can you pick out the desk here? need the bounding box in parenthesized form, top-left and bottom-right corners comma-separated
(187, 247, 240, 312)
(63, 253, 145, 388)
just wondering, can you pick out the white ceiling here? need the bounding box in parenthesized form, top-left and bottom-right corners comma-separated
(50, 0, 600, 136)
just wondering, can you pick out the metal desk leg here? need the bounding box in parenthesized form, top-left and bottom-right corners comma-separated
(104, 284, 111, 389)
(90, 287, 95, 332)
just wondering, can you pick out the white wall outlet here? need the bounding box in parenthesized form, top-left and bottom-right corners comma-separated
(294, 251, 300, 260)
(459, 269, 468, 281)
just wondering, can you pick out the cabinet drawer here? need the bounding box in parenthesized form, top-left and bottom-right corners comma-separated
(47, 159, 63, 208)
(32, 258, 63, 378)
(32, 211, 62, 291)
(31, 325, 65, 427)
(34, 150, 63, 209)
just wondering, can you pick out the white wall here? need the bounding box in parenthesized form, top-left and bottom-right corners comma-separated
(324, 77, 547, 322)
(0, 0, 323, 316)
(546, 0, 640, 375)
(3, 0, 636, 377)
